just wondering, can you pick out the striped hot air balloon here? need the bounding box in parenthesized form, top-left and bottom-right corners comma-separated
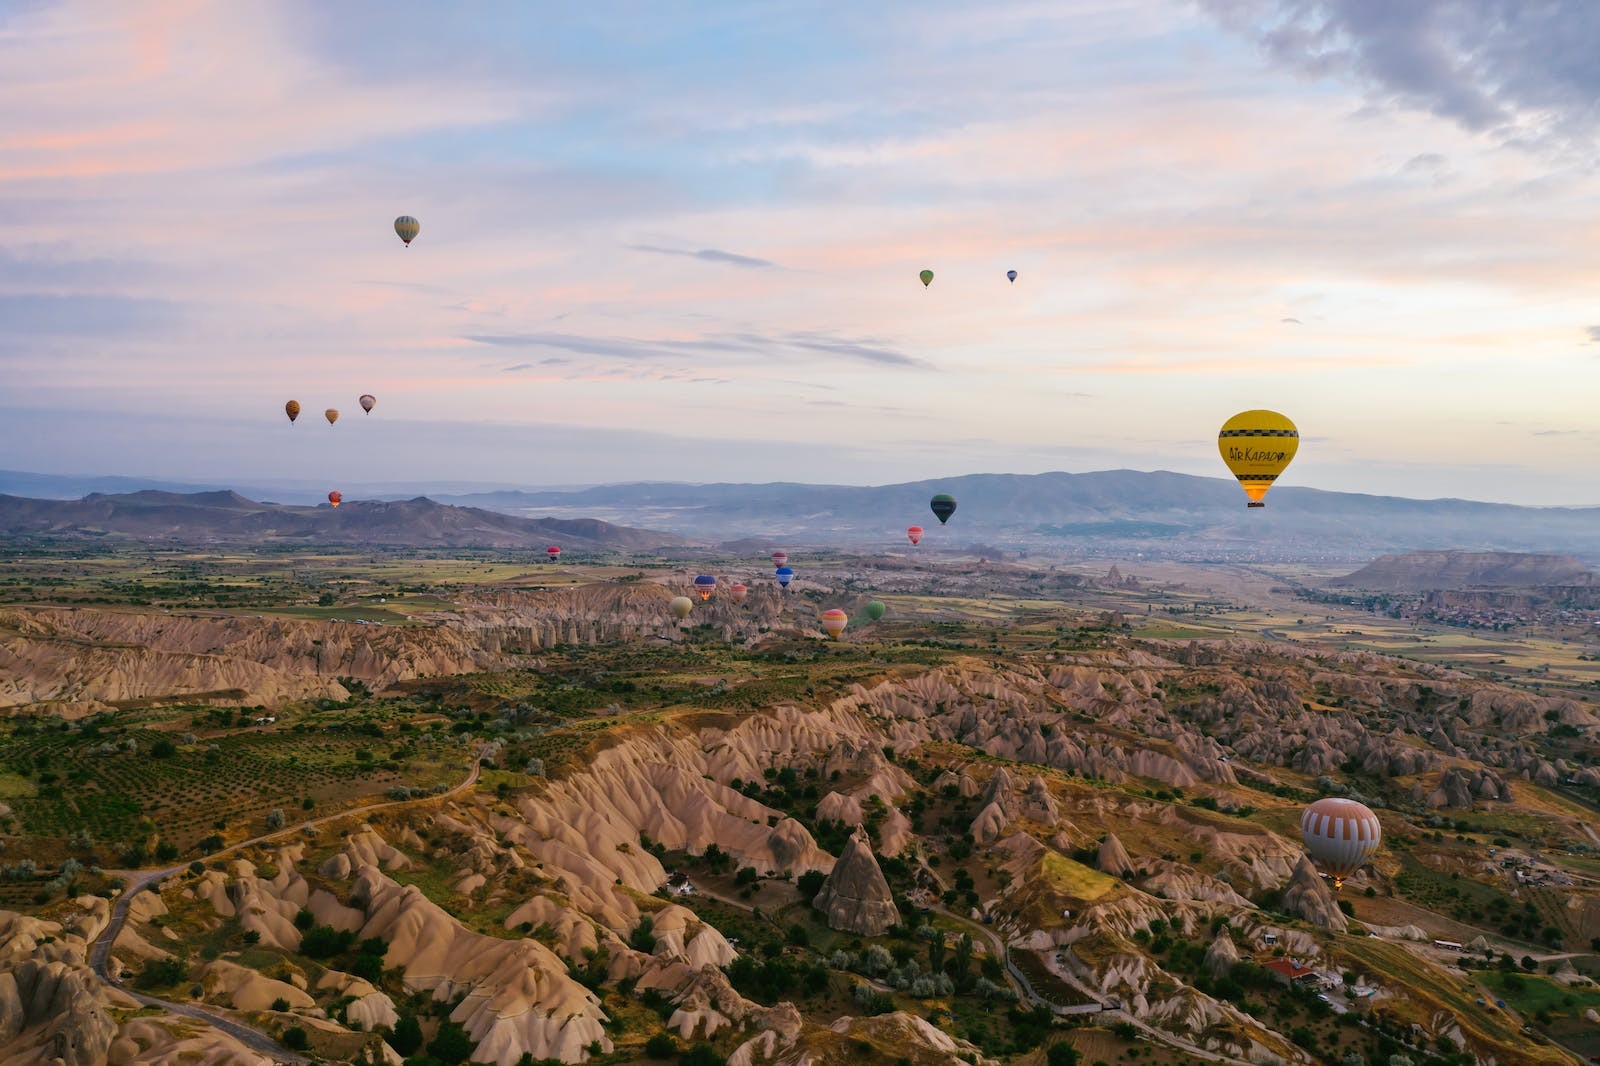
(546, 545, 561, 562)
(775, 566, 794, 588)
(1218, 410, 1299, 508)
(285, 400, 301, 424)
(1300, 798, 1382, 889)
(906, 525, 923, 545)
(771, 550, 788, 567)
(394, 216, 420, 246)
(324, 408, 340, 426)
(820, 609, 848, 638)
(729, 583, 748, 604)
(693, 574, 717, 600)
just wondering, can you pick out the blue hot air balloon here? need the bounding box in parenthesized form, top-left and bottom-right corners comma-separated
(1006, 269, 1017, 283)
(693, 574, 717, 601)
(775, 566, 794, 588)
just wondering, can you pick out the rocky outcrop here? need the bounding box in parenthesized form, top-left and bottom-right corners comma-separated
(1280, 855, 1347, 932)
(814, 828, 898, 935)
(1203, 929, 1240, 979)
(1097, 833, 1134, 878)
(1416, 767, 1513, 809)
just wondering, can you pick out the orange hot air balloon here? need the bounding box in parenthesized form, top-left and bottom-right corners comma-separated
(327, 491, 342, 508)
(285, 400, 301, 424)
(730, 583, 748, 604)
(359, 394, 376, 414)
(820, 609, 848, 639)
(324, 408, 340, 426)
(906, 525, 923, 545)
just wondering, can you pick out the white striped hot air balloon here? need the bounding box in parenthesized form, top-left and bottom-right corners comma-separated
(1300, 797, 1381, 889)
(394, 216, 420, 246)
(820, 609, 848, 639)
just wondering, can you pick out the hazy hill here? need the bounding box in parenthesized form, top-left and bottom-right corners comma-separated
(426, 470, 1600, 558)
(1329, 551, 1598, 591)
(0, 491, 683, 550)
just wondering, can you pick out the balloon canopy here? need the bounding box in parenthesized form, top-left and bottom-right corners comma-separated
(324, 408, 339, 426)
(929, 494, 957, 524)
(669, 596, 694, 620)
(1301, 797, 1381, 889)
(820, 608, 848, 638)
(284, 400, 300, 424)
(919, 269, 934, 288)
(327, 490, 342, 508)
(394, 216, 420, 245)
(359, 394, 376, 414)
(1218, 410, 1299, 507)
(770, 550, 788, 567)
(775, 566, 794, 588)
(865, 601, 886, 621)
(906, 526, 923, 545)
(1006, 269, 1017, 283)
(729, 583, 749, 604)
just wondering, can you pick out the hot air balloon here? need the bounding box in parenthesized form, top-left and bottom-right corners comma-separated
(1218, 410, 1298, 507)
(394, 216, 420, 246)
(359, 394, 376, 414)
(1301, 797, 1381, 890)
(929, 494, 957, 525)
(546, 545, 561, 562)
(906, 525, 923, 546)
(693, 575, 717, 601)
(919, 269, 934, 288)
(729, 583, 748, 605)
(865, 601, 886, 621)
(285, 400, 300, 424)
(820, 608, 848, 638)
(775, 566, 794, 588)
(670, 596, 694, 620)
(1006, 270, 1017, 283)
(327, 491, 342, 508)
(771, 550, 788, 568)
(325, 408, 340, 426)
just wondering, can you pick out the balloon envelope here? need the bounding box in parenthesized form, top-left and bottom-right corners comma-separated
(1301, 797, 1381, 888)
(359, 394, 376, 414)
(327, 491, 342, 508)
(730, 583, 748, 604)
(670, 596, 694, 620)
(929, 494, 957, 524)
(693, 575, 716, 601)
(394, 216, 420, 245)
(1006, 270, 1017, 283)
(820, 608, 848, 638)
(919, 269, 934, 288)
(1218, 410, 1298, 507)
(775, 566, 794, 588)
(324, 408, 339, 426)
(771, 550, 788, 567)
(865, 601, 886, 621)
(546, 545, 560, 560)
(285, 400, 300, 424)
(906, 526, 923, 545)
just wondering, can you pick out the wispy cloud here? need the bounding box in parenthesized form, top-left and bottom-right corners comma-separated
(1586, 326, 1600, 344)
(629, 244, 776, 269)
(465, 329, 929, 369)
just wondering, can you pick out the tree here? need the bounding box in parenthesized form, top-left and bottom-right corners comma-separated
(265, 809, 285, 830)
(150, 738, 177, 759)
(427, 1021, 473, 1065)
(282, 1027, 308, 1050)
(1046, 1041, 1081, 1066)
(387, 1015, 422, 1056)
(645, 1032, 677, 1059)
(735, 866, 758, 885)
(797, 869, 826, 900)
(679, 1045, 726, 1066)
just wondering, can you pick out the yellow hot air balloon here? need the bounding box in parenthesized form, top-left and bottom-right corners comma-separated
(285, 400, 300, 424)
(1217, 410, 1298, 507)
(394, 216, 420, 246)
(820, 608, 848, 639)
(324, 408, 340, 426)
(670, 596, 694, 620)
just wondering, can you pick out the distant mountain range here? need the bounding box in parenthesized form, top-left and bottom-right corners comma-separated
(0, 491, 681, 550)
(1330, 551, 1598, 592)
(6, 470, 1600, 559)
(421, 471, 1600, 560)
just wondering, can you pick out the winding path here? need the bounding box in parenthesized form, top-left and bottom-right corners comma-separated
(84, 759, 482, 1063)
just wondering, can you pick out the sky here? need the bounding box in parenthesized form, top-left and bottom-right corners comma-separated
(3, 0, 1600, 503)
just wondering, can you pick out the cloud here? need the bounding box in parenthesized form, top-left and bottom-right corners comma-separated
(629, 244, 776, 269)
(0, 294, 176, 337)
(1200, 0, 1600, 147)
(1280, 317, 1302, 324)
(465, 329, 929, 369)
(1532, 429, 1581, 437)
(1586, 326, 1600, 344)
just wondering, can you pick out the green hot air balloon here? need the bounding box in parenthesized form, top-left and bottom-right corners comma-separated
(919, 269, 934, 288)
(930, 493, 957, 524)
(865, 601, 886, 621)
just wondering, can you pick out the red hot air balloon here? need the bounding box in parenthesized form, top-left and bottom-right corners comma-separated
(546, 545, 561, 562)
(729, 583, 749, 604)
(770, 550, 788, 567)
(906, 526, 924, 545)
(328, 491, 342, 509)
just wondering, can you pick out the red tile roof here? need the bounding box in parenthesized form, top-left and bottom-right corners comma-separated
(1265, 959, 1317, 980)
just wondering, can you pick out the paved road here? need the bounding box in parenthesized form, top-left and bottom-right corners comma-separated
(85, 759, 482, 1062)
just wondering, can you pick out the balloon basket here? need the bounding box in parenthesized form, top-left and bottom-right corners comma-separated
(1247, 502, 1265, 508)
